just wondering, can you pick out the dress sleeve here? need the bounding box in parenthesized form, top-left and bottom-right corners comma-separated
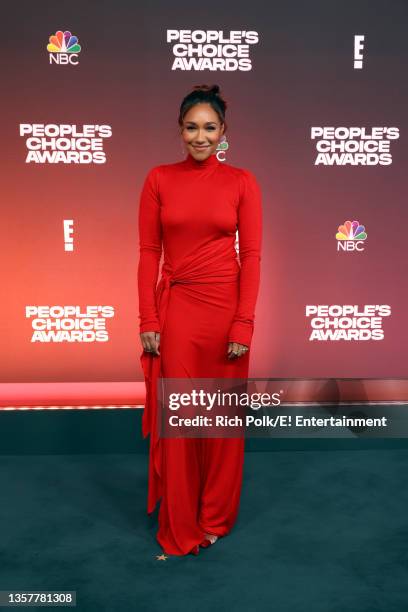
(228, 168, 262, 347)
(137, 167, 162, 334)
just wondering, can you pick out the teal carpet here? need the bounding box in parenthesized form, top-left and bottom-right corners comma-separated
(1, 449, 408, 611)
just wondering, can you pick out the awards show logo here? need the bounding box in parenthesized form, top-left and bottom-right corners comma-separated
(167, 30, 259, 71)
(19, 124, 112, 164)
(47, 30, 81, 65)
(336, 220, 367, 252)
(305, 305, 391, 341)
(26, 306, 115, 342)
(310, 127, 400, 165)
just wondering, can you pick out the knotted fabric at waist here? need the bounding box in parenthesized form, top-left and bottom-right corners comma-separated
(156, 264, 239, 330)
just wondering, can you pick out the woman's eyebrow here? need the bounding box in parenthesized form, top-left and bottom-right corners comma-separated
(185, 121, 217, 125)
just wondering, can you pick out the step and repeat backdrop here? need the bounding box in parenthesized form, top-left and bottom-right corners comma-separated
(1, 0, 407, 406)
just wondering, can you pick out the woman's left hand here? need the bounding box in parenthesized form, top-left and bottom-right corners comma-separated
(227, 342, 249, 359)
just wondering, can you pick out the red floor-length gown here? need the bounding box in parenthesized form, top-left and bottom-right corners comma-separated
(138, 150, 262, 555)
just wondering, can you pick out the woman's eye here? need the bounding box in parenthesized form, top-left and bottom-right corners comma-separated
(186, 126, 216, 130)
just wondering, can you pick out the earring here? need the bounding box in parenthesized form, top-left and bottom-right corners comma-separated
(181, 141, 187, 157)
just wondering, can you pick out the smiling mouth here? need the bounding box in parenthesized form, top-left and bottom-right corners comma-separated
(193, 145, 209, 150)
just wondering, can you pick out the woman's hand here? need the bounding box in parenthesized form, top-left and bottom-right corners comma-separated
(227, 342, 249, 359)
(140, 331, 160, 356)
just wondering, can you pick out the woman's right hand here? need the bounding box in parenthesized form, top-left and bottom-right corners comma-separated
(140, 331, 160, 356)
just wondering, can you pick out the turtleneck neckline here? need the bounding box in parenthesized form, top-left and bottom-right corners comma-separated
(184, 151, 221, 169)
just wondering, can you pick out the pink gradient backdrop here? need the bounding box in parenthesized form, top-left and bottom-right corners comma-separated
(1, 1, 407, 401)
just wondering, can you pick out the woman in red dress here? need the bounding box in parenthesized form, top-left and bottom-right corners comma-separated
(138, 84, 262, 556)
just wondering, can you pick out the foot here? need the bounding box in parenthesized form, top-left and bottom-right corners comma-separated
(200, 533, 219, 548)
(189, 544, 200, 555)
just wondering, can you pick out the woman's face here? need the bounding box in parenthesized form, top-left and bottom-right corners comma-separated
(180, 102, 225, 160)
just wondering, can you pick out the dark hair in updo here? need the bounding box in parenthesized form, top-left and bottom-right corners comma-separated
(178, 84, 228, 132)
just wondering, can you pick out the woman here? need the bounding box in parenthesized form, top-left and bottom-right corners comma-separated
(138, 84, 262, 556)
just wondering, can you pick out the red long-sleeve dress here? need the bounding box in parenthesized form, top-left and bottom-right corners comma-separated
(138, 151, 262, 555)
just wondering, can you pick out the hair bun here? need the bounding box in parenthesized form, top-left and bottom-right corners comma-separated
(193, 84, 220, 96)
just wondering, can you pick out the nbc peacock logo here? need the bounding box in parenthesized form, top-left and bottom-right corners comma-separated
(215, 137, 229, 162)
(336, 220, 367, 252)
(47, 30, 81, 65)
